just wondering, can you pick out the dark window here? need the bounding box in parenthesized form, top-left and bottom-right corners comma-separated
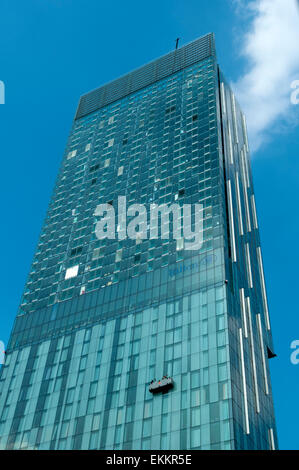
(70, 247, 83, 257)
(90, 164, 100, 173)
(165, 105, 176, 114)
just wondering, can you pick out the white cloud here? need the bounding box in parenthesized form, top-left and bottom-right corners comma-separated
(233, 0, 299, 151)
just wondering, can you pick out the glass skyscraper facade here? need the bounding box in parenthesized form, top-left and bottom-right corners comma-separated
(0, 33, 277, 450)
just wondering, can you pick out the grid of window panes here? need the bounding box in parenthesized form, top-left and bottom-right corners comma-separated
(0, 287, 231, 450)
(18, 55, 222, 315)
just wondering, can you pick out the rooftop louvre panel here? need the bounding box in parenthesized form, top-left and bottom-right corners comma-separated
(75, 33, 216, 120)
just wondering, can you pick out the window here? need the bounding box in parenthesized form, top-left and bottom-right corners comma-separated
(176, 238, 184, 251)
(67, 150, 77, 159)
(70, 246, 82, 257)
(90, 164, 99, 173)
(115, 249, 123, 262)
(65, 265, 79, 280)
(92, 247, 103, 260)
(165, 105, 176, 114)
(191, 428, 201, 448)
(80, 286, 86, 295)
(134, 254, 141, 263)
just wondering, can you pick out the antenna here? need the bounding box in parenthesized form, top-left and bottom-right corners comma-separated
(175, 38, 180, 50)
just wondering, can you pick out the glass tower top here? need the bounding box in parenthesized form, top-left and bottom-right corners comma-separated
(0, 33, 277, 450)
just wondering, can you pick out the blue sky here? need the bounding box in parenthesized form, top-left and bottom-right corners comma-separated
(0, 0, 298, 450)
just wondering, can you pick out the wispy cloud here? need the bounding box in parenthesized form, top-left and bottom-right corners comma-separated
(233, 0, 299, 151)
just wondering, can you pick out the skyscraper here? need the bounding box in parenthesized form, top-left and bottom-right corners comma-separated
(0, 33, 277, 450)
